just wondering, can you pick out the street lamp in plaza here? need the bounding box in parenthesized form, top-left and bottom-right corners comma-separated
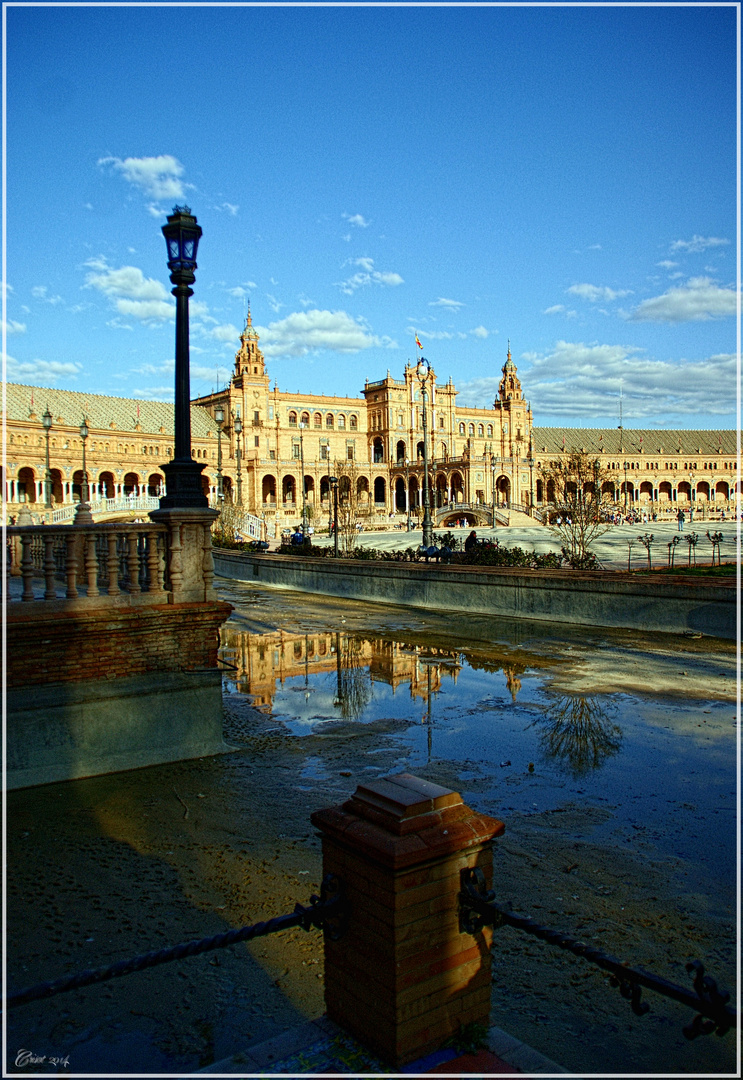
(42, 407, 53, 508)
(329, 476, 339, 557)
(234, 410, 243, 507)
(623, 460, 629, 511)
(490, 446, 497, 522)
(405, 457, 411, 531)
(528, 438, 535, 509)
(299, 422, 308, 533)
(214, 403, 225, 504)
(416, 358, 433, 548)
(80, 417, 90, 504)
(159, 205, 208, 508)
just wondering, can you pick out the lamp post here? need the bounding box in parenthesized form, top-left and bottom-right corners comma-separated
(80, 417, 90, 504)
(528, 438, 535, 510)
(234, 410, 243, 507)
(42, 407, 53, 508)
(417, 358, 433, 548)
(330, 476, 339, 557)
(491, 447, 497, 523)
(689, 467, 695, 522)
(74, 416, 94, 524)
(299, 421, 308, 533)
(405, 457, 411, 531)
(159, 205, 208, 508)
(623, 460, 629, 512)
(215, 403, 225, 504)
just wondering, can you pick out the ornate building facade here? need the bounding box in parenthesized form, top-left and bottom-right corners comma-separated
(4, 311, 738, 524)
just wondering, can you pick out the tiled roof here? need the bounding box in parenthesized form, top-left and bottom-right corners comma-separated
(532, 427, 738, 456)
(4, 383, 216, 438)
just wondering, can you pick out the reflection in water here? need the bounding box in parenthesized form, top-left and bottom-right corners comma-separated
(530, 695, 623, 777)
(334, 632, 372, 721)
(219, 624, 622, 779)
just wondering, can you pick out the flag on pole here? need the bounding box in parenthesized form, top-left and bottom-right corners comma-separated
(415, 334, 423, 350)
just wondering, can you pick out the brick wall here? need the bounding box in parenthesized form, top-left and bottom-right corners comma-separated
(7, 601, 233, 690)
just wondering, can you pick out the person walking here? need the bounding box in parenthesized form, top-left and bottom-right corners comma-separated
(677, 508, 685, 532)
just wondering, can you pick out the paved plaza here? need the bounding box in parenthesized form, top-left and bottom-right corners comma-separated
(311, 519, 739, 571)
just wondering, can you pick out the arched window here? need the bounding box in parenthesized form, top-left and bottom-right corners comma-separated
(338, 414, 346, 429)
(314, 412, 322, 428)
(301, 411, 310, 426)
(288, 412, 297, 427)
(326, 414, 334, 429)
(459, 423, 465, 435)
(487, 425, 493, 437)
(477, 424, 484, 437)
(349, 414, 358, 431)
(468, 424, 475, 436)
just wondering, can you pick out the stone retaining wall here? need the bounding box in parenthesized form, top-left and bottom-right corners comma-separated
(213, 550, 735, 639)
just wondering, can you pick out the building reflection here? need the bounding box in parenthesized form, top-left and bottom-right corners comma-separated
(219, 626, 521, 715)
(529, 694, 623, 777)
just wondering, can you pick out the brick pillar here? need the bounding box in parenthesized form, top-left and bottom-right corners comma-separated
(310, 773, 504, 1067)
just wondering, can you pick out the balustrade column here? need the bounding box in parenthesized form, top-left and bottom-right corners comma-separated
(85, 535, 100, 597)
(43, 535, 57, 600)
(107, 532, 121, 595)
(20, 534, 35, 601)
(65, 533, 79, 599)
(126, 532, 141, 596)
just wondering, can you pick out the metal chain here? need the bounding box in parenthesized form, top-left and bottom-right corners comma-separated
(459, 867, 736, 1039)
(5, 874, 346, 1012)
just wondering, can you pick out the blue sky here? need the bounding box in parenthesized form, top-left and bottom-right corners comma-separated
(3, 2, 739, 428)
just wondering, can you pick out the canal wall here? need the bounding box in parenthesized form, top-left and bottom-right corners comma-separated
(213, 550, 736, 640)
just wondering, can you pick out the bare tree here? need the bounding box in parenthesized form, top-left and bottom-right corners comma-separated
(542, 450, 611, 567)
(333, 459, 364, 555)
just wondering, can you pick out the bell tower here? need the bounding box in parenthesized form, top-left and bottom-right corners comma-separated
(234, 307, 266, 380)
(496, 341, 523, 404)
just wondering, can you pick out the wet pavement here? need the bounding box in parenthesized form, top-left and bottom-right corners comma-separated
(6, 581, 738, 1076)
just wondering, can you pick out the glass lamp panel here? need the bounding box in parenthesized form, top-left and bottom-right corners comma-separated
(168, 237, 181, 260)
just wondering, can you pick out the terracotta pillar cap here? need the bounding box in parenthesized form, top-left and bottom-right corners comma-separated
(311, 773, 504, 870)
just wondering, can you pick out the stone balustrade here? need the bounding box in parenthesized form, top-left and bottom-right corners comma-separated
(7, 507, 218, 607)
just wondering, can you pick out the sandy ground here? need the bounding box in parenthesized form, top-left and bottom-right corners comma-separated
(5, 595, 739, 1077)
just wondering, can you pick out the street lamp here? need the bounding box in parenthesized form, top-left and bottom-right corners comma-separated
(528, 438, 535, 510)
(405, 457, 411, 531)
(234, 410, 243, 507)
(215, 403, 225, 503)
(689, 467, 695, 522)
(299, 421, 308, 533)
(42, 407, 53, 508)
(159, 205, 208, 508)
(80, 417, 90, 504)
(417, 358, 433, 548)
(623, 460, 629, 512)
(329, 476, 339, 557)
(490, 446, 497, 523)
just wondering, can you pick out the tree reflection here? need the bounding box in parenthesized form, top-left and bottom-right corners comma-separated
(334, 632, 372, 722)
(530, 695, 623, 777)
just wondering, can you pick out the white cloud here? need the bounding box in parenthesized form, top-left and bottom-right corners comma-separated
(342, 213, 369, 228)
(469, 325, 489, 339)
(98, 154, 186, 201)
(1, 318, 26, 334)
(84, 262, 169, 302)
(256, 309, 383, 357)
(31, 285, 63, 305)
(628, 276, 738, 322)
(84, 260, 175, 323)
(407, 327, 455, 341)
(567, 283, 632, 303)
(543, 304, 565, 315)
(214, 202, 239, 216)
(336, 258, 404, 294)
(457, 340, 736, 421)
(430, 297, 464, 310)
(670, 235, 730, 254)
(656, 260, 678, 270)
(228, 283, 257, 299)
(5, 354, 83, 382)
(266, 293, 283, 314)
